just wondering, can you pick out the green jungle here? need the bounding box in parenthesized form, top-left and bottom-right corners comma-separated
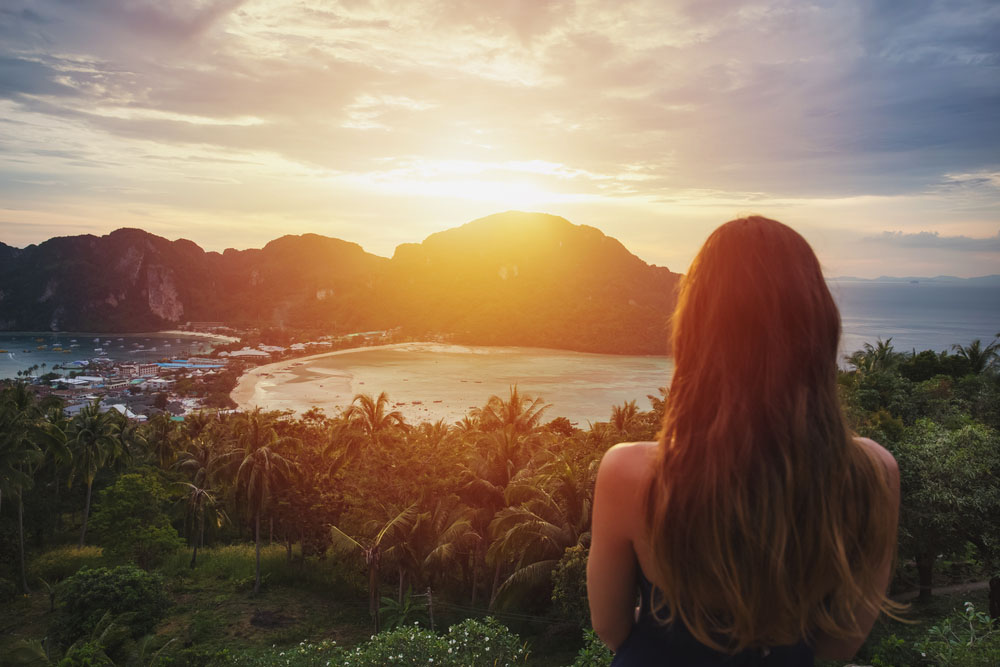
(1, 338, 999, 666)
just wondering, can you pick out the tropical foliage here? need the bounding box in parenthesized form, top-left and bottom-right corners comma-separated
(1, 337, 999, 665)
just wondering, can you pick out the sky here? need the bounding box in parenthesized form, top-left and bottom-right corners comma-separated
(0, 0, 998, 277)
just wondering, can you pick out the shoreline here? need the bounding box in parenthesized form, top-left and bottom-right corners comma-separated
(229, 342, 676, 425)
(154, 329, 240, 344)
(230, 343, 429, 414)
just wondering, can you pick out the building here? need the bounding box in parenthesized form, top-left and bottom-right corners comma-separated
(119, 363, 159, 378)
(223, 348, 271, 359)
(104, 377, 129, 391)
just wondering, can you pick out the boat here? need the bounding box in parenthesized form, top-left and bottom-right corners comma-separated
(0, 349, 7, 353)
(35, 338, 44, 342)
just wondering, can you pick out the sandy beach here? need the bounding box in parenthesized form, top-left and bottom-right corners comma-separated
(230, 342, 675, 425)
(231, 343, 442, 420)
(155, 329, 240, 344)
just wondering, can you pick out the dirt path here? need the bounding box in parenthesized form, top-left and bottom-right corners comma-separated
(892, 579, 991, 602)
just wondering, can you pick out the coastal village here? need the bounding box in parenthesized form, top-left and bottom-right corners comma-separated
(4, 326, 393, 422)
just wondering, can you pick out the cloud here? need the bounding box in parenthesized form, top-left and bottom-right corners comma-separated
(0, 0, 997, 277)
(867, 230, 1000, 252)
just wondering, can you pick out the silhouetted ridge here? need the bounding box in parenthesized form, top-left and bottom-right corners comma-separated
(0, 212, 681, 354)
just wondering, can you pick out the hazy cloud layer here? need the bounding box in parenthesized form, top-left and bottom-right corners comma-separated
(868, 230, 1000, 252)
(0, 0, 998, 275)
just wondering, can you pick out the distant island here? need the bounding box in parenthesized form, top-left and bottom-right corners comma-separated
(0, 212, 681, 355)
(828, 275, 1000, 285)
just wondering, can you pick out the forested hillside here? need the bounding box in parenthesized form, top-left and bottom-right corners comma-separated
(1, 338, 999, 665)
(0, 212, 681, 354)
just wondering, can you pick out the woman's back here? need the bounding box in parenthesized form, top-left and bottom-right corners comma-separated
(590, 438, 897, 663)
(587, 217, 901, 663)
(613, 565, 814, 666)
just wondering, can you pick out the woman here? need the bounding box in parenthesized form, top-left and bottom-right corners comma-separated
(587, 217, 901, 664)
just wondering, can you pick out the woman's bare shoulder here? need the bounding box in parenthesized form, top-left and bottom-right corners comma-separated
(598, 441, 659, 487)
(853, 436, 898, 474)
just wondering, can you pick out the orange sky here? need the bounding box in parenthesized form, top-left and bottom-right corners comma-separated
(0, 0, 998, 277)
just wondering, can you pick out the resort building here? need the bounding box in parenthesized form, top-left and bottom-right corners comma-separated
(119, 363, 160, 378)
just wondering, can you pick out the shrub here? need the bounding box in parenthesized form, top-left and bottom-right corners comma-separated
(54, 565, 170, 646)
(58, 640, 115, 666)
(571, 629, 613, 667)
(221, 618, 528, 666)
(28, 545, 103, 585)
(220, 640, 340, 666)
(0, 576, 17, 602)
(869, 633, 921, 667)
(914, 601, 1000, 666)
(552, 544, 590, 628)
(337, 626, 450, 666)
(443, 617, 530, 665)
(90, 473, 183, 569)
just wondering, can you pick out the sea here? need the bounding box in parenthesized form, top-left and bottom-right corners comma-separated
(0, 333, 217, 380)
(2, 280, 997, 424)
(829, 279, 1000, 357)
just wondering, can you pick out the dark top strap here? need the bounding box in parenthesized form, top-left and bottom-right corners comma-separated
(609, 565, 815, 666)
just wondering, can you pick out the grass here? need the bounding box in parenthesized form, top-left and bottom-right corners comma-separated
(2, 543, 993, 666)
(817, 587, 993, 667)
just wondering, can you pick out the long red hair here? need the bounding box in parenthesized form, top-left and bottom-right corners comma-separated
(645, 216, 899, 651)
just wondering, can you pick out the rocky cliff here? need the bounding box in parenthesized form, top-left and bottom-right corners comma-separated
(0, 212, 681, 354)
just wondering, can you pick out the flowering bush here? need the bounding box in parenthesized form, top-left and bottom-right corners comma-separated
(442, 617, 530, 666)
(222, 617, 528, 666)
(570, 629, 613, 666)
(913, 601, 999, 667)
(221, 639, 340, 666)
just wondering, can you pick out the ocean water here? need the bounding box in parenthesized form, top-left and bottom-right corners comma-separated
(0, 332, 216, 380)
(829, 280, 1000, 359)
(4, 281, 998, 423)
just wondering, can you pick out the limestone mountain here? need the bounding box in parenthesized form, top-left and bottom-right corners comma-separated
(386, 212, 680, 353)
(0, 212, 681, 354)
(0, 228, 385, 333)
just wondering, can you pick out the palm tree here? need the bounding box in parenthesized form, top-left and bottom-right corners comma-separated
(231, 408, 297, 594)
(66, 399, 122, 548)
(610, 399, 640, 437)
(398, 496, 478, 600)
(144, 412, 180, 469)
(175, 438, 229, 568)
(0, 383, 45, 593)
(487, 455, 594, 609)
(473, 385, 550, 435)
(952, 337, 1000, 374)
(37, 404, 72, 539)
(846, 337, 898, 374)
(344, 392, 407, 451)
(330, 503, 419, 633)
(177, 482, 225, 568)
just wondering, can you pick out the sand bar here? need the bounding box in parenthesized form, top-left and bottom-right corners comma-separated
(230, 342, 674, 425)
(231, 343, 432, 418)
(155, 329, 240, 344)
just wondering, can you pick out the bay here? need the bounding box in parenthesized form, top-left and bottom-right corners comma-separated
(0, 332, 219, 380)
(2, 280, 997, 424)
